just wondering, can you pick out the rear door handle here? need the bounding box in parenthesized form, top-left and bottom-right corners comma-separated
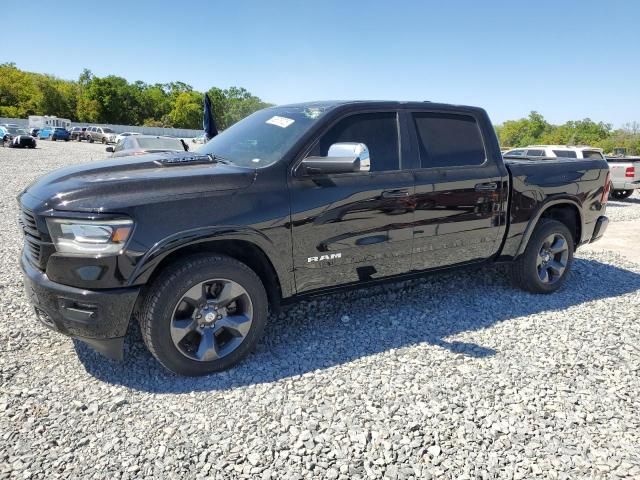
(475, 182, 497, 191)
(381, 189, 410, 198)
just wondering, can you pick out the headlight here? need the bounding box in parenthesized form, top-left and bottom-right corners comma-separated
(46, 218, 133, 255)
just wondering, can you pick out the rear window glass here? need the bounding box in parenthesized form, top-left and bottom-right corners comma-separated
(582, 150, 604, 159)
(137, 137, 184, 150)
(413, 112, 485, 168)
(553, 150, 577, 158)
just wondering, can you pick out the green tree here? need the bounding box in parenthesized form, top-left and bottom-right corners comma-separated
(169, 91, 203, 128)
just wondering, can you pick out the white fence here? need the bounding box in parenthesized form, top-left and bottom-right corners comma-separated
(0, 117, 202, 138)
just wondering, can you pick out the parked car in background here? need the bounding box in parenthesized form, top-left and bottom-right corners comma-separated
(606, 156, 640, 199)
(86, 126, 116, 144)
(114, 131, 141, 144)
(69, 126, 87, 141)
(5, 127, 37, 148)
(0, 126, 8, 145)
(29, 128, 40, 138)
(38, 127, 70, 141)
(106, 135, 189, 157)
(503, 145, 605, 159)
(19, 101, 611, 375)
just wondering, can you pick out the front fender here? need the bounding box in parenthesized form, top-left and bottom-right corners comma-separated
(127, 225, 293, 297)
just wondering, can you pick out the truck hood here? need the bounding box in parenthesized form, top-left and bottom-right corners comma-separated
(22, 151, 256, 212)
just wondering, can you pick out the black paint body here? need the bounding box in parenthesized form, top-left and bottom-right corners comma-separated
(18, 101, 610, 359)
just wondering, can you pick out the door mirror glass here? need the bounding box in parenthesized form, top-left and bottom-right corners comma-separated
(301, 142, 370, 175)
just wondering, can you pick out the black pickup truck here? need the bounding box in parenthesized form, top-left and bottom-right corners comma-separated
(18, 101, 610, 376)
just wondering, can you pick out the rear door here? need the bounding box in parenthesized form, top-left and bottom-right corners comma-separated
(289, 110, 415, 293)
(408, 110, 508, 270)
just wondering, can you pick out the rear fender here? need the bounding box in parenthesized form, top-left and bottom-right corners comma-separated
(514, 197, 583, 257)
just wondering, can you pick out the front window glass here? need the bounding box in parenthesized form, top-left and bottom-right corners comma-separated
(315, 112, 400, 171)
(197, 105, 333, 168)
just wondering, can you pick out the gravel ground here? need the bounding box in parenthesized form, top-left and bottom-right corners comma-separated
(1, 141, 639, 479)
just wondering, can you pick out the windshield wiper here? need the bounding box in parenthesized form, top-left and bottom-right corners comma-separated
(206, 153, 232, 165)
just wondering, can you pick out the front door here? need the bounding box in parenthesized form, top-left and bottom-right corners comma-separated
(289, 111, 415, 293)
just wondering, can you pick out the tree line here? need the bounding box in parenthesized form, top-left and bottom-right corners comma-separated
(0, 63, 271, 130)
(1, 63, 639, 153)
(495, 111, 640, 155)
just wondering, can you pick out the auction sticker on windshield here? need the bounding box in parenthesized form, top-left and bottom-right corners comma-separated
(266, 116, 295, 128)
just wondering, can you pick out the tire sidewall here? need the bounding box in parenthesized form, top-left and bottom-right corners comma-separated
(143, 256, 268, 376)
(521, 220, 574, 293)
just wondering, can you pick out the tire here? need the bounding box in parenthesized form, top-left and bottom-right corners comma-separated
(138, 254, 268, 376)
(101, 137, 106, 144)
(511, 219, 574, 294)
(64, 138, 69, 142)
(88, 136, 94, 143)
(51, 136, 57, 141)
(610, 189, 633, 200)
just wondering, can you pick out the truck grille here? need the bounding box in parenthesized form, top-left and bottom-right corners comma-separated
(19, 207, 48, 270)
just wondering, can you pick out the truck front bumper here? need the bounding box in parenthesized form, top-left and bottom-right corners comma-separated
(20, 252, 140, 360)
(590, 216, 609, 243)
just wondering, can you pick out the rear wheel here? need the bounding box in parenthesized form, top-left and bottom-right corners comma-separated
(610, 189, 633, 200)
(138, 254, 268, 376)
(511, 219, 573, 294)
(101, 137, 106, 144)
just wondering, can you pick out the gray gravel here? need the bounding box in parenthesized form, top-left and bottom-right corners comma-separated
(606, 191, 640, 222)
(1, 141, 639, 479)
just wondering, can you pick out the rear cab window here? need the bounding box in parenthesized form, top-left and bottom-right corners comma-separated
(412, 112, 486, 168)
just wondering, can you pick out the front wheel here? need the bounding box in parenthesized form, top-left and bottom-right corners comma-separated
(511, 219, 574, 294)
(138, 254, 268, 376)
(51, 136, 57, 141)
(610, 189, 633, 200)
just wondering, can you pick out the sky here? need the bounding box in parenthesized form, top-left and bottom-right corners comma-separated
(2, 0, 638, 126)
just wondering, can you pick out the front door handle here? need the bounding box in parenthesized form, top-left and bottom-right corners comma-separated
(475, 182, 497, 191)
(381, 189, 410, 198)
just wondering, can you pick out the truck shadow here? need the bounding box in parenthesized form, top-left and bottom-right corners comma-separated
(75, 257, 640, 392)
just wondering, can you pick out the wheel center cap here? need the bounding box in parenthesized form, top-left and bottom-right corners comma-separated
(204, 312, 217, 323)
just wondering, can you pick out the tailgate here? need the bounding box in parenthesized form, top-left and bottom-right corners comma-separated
(608, 161, 640, 184)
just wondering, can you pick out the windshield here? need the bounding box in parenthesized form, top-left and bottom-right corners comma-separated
(196, 105, 333, 168)
(102, 128, 115, 133)
(137, 137, 184, 150)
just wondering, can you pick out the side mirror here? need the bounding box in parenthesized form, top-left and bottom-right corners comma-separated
(105, 146, 114, 153)
(300, 142, 370, 175)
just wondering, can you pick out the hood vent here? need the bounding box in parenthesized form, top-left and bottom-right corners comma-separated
(156, 153, 214, 166)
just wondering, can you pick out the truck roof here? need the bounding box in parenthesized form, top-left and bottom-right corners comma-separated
(275, 100, 486, 112)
